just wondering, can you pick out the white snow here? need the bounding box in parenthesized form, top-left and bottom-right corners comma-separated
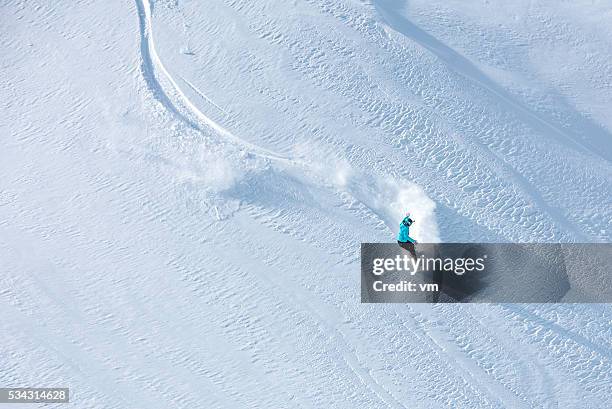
(1, 0, 611, 408)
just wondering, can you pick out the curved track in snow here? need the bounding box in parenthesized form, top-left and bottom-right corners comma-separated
(136, 0, 294, 164)
(134, 0, 421, 237)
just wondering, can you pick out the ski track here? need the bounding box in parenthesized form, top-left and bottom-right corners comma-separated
(135, 0, 403, 237)
(137, 0, 294, 165)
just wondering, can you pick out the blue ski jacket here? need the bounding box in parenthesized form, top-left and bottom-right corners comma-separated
(397, 216, 416, 243)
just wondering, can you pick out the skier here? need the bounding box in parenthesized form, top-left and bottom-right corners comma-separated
(397, 213, 417, 258)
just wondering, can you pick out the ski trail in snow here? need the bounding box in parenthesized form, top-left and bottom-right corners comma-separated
(136, 0, 294, 165)
(135, 0, 195, 129)
(135, 0, 435, 239)
(135, 0, 402, 235)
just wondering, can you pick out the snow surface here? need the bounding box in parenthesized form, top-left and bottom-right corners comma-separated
(1, 0, 611, 407)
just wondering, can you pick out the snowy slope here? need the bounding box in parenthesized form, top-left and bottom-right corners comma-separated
(1, 0, 611, 408)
